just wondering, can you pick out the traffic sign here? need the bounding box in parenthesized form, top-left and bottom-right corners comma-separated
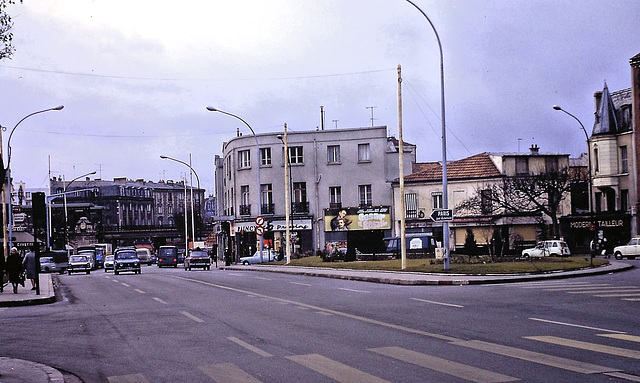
(255, 226, 265, 236)
(255, 215, 265, 227)
(430, 209, 453, 222)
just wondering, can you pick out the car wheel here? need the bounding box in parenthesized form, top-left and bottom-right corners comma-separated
(86, 271, 90, 275)
(67, 270, 71, 275)
(614, 252, 623, 260)
(242, 261, 249, 265)
(114, 270, 119, 275)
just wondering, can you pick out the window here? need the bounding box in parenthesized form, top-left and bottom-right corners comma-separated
(260, 147, 272, 166)
(289, 146, 304, 164)
(594, 147, 599, 172)
(480, 189, 492, 214)
(515, 157, 529, 175)
(359, 184, 372, 207)
(226, 155, 232, 179)
(330, 186, 342, 208)
(545, 157, 559, 172)
(621, 189, 629, 212)
(293, 182, 308, 213)
(240, 185, 250, 206)
(405, 192, 418, 218)
(261, 184, 273, 214)
(358, 143, 371, 162)
(620, 146, 628, 173)
(327, 145, 341, 164)
(238, 150, 251, 169)
(431, 191, 443, 209)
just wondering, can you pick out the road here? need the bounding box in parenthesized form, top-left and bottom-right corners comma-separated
(1, 261, 639, 382)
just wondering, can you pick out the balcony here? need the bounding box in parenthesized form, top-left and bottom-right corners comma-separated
(239, 204, 251, 216)
(261, 203, 275, 215)
(329, 202, 342, 209)
(292, 201, 309, 214)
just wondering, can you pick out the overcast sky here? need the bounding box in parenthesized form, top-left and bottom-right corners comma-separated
(1, 0, 639, 195)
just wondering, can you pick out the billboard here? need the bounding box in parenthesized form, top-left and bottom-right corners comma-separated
(324, 206, 391, 232)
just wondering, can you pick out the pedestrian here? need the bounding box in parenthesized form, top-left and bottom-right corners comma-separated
(6, 247, 23, 294)
(23, 249, 37, 290)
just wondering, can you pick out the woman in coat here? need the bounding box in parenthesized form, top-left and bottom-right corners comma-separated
(6, 247, 23, 294)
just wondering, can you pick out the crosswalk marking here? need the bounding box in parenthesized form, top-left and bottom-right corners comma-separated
(595, 293, 640, 298)
(598, 334, 640, 343)
(286, 354, 390, 383)
(604, 372, 640, 382)
(228, 337, 273, 357)
(370, 346, 518, 383)
(526, 284, 613, 291)
(624, 298, 640, 301)
(567, 288, 640, 294)
(107, 373, 150, 383)
(526, 336, 640, 360)
(520, 282, 608, 289)
(452, 340, 619, 374)
(529, 317, 626, 334)
(199, 362, 263, 383)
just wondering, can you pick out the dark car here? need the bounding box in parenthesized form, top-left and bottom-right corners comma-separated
(157, 245, 178, 268)
(113, 247, 141, 275)
(67, 255, 91, 275)
(184, 249, 211, 270)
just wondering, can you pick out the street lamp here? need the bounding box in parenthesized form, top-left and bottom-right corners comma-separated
(160, 155, 201, 246)
(206, 106, 265, 261)
(2, 105, 64, 254)
(277, 131, 292, 264)
(63, 171, 96, 249)
(553, 105, 594, 260)
(405, 1, 450, 270)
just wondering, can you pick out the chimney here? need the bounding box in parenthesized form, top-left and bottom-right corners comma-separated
(320, 105, 325, 131)
(529, 144, 539, 154)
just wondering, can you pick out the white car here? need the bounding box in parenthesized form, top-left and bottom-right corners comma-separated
(522, 240, 571, 258)
(240, 250, 279, 265)
(613, 238, 640, 260)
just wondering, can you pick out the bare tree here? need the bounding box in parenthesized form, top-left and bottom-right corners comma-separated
(0, 0, 21, 61)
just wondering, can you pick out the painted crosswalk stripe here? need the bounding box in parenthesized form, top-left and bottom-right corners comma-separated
(370, 346, 517, 383)
(624, 298, 640, 301)
(528, 318, 626, 334)
(595, 292, 640, 298)
(181, 311, 205, 323)
(567, 288, 640, 294)
(287, 354, 390, 383)
(525, 284, 612, 291)
(228, 337, 273, 357)
(107, 373, 150, 383)
(520, 282, 607, 289)
(598, 334, 640, 343)
(452, 340, 619, 374)
(526, 336, 640, 360)
(199, 362, 262, 383)
(411, 298, 464, 308)
(604, 372, 640, 382)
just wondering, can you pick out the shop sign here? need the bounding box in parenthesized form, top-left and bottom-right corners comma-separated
(324, 206, 391, 232)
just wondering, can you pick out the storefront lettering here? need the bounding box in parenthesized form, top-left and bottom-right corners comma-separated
(569, 220, 624, 229)
(598, 220, 624, 228)
(357, 212, 389, 230)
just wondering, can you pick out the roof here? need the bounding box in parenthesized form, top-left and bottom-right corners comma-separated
(592, 82, 620, 135)
(404, 153, 501, 182)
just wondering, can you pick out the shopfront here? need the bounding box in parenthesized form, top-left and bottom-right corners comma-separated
(234, 217, 313, 258)
(561, 213, 631, 254)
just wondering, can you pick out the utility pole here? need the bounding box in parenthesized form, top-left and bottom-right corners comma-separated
(366, 106, 376, 127)
(398, 65, 407, 270)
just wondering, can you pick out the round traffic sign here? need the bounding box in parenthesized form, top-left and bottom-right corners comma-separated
(255, 226, 265, 236)
(255, 215, 265, 227)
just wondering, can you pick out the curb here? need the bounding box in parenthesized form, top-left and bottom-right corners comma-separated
(0, 357, 64, 383)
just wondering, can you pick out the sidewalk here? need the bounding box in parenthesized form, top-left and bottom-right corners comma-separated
(222, 259, 635, 285)
(0, 273, 63, 383)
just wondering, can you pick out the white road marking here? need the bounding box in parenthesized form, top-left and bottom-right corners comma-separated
(254, 277, 271, 280)
(595, 293, 640, 298)
(290, 281, 312, 286)
(604, 372, 640, 382)
(526, 336, 640, 359)
(411, 297, 464, 308)
(181, 311, 205, 323)
(598, 334, 640, 343)
(134, 289, 145, 294)
(228, 336, 273, 357)
(199, 363, 263, 383)
(107, 373, 150, 383)
(338, 287, 370, 293)
(152, 297, 168, 304)
(287, 354, 391, 383)
(121, 283, 130, 287)
(529, 318, 627, 334)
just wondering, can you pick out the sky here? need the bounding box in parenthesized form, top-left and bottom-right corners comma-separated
(0, 0, 639, 196)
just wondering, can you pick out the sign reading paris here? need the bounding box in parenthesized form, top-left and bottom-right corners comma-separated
(430, 209, 453, 222)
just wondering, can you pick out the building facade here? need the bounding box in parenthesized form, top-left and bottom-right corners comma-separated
(214, 126, 416, 260)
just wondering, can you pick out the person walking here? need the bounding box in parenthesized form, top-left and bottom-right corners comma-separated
(0, 251, 5, 293)
(6, 247, 23, 294)
(23, 250, 37, 290)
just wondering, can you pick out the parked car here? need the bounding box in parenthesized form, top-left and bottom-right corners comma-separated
(39, 256, 58, 273)
(184, 249, 211, 270)
(104, 255, 114, 272)
(113, 247, 141, 275)
(522, 240, 571, 258)
(240, 250, 279, 265)
(613, 238, 640, 260)
(67, 255, 91, 275)
(135, 248, 152, 265)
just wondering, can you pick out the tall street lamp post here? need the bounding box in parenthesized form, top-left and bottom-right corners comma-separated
(553, 105, 594, 261)
(63, 171, 96, 249)
(405, 1, 450, 270)
(160, 155, 201, 246)
(277, 131, 292, 264)
(206, 107, 265, 261)
(2, 105, 64, 254)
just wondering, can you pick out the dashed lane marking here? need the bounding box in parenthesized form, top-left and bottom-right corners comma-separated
(134, 289, 145, 294)
(290, 281, 312, 286)
(370, 346, 518, 383)
(181, 310, 205, 323)
(152, 297, 168, 304)
(411, 298, 464, 308)
(121, 283, 130, 287)
(338, 287, 370, 293)
(228, 337, 273, 357)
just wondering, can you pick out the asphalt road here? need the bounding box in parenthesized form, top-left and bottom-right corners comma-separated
(1, 261, 639, 383)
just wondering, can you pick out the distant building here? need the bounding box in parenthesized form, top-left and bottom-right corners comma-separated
(214, 126, 416, 260)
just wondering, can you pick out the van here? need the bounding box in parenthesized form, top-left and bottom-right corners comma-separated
(384, 234, 437, 258)
(135, 248, 152, 265)
(157, 245, 178, 268)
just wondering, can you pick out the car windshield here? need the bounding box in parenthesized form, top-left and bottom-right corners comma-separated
(115, 251, 136, 259)
(159, 248, 176, 256)
(190, 251, 208, 257)
(105, 256, 114, 261)
(41, 257, 53, 263)
(70, 256, 87, 262)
